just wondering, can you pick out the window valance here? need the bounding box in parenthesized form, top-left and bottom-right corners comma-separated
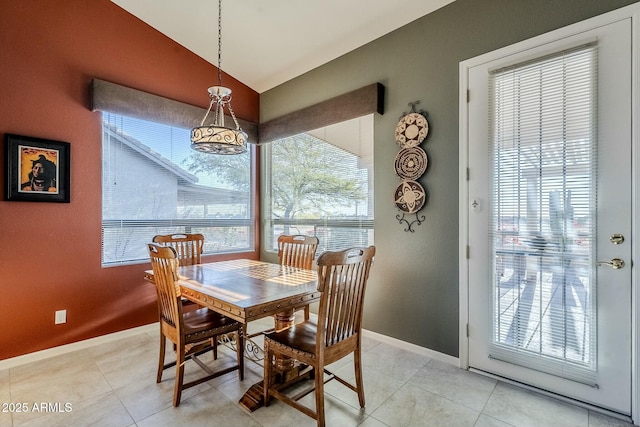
(90, 78, 258, 143)
(258, 82, 384, 144)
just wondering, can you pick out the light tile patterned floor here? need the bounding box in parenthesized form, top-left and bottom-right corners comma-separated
(0, 317, 634, 427)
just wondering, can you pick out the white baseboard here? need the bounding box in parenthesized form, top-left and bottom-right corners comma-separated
(362, 329, 460, 366)
(0, 323, 158, 371)
(0, 324, 457, 372)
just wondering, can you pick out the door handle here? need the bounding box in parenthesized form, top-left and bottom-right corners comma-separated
(597, 258, 625, 269)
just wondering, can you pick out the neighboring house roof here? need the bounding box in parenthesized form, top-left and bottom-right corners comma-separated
(179, 181, 248, 205)
(103, 123, 198, 184)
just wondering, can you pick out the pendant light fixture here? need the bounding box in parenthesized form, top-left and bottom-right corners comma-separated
(191, 0, 248, 154)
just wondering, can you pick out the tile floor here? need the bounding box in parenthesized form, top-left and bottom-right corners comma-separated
(0, 317, 635, 427)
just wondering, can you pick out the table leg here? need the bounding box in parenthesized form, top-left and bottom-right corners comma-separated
(273, 310, 295, 371)
(274, 310, 295, 332)
(239, 308, 303, 412)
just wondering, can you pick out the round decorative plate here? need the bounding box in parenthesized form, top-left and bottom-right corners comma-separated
(394, 112, 428, 147)
(394, 180, 426, 214)
(395, 147, 428, 180)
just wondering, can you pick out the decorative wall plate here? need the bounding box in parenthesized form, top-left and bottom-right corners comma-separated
(394, 180, 426, 214)
(394, 112, 428, 147)
(395, 147, 428, 180)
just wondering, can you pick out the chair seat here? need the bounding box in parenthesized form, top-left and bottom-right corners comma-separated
(183, 308, 238, 335)
(266, 319, 317, 355)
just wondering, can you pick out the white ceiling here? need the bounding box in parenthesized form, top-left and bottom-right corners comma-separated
(111, 0, 455, 93)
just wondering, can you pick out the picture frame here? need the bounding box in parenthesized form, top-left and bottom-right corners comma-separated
(4, 133, 70, 203)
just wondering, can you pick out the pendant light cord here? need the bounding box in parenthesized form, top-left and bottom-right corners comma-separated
(218, 0, 223, 87)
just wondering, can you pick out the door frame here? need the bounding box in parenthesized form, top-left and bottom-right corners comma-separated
(458, 4, 640, 424)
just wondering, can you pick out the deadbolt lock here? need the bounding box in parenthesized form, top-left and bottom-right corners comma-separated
(610, 234, 625, 245)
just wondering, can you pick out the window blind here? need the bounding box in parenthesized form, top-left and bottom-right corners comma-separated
(487, 43, 599, 386)
(101, 112, 253, 266)
(265, 115, 374, 254)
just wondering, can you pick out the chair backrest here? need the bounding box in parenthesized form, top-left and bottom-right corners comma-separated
(152, 233, 205, 267)
(277, 235, 319, 270)
(147, 243, 183, 330)
(316, 246, 375, 348)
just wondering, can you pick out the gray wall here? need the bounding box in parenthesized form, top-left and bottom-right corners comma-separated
(259, 0, 637, 357)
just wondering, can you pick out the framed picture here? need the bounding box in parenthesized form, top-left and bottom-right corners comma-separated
(4, 133, 70, 202)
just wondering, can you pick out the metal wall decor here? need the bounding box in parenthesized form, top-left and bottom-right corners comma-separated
(394, 101, 429, 232)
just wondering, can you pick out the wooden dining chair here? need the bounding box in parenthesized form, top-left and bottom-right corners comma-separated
(277, 234, 319, 321)
(147, 243, 244, 407)
(152, 233, 205, 308)
(152, 233, 204, 266)
(244, 235, 320, 343)
(263, 246, 376, 427)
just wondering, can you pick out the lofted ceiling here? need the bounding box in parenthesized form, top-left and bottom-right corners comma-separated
(111, 0, 456, 93)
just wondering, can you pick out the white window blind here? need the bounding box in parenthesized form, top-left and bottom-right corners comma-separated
(102, 113, 253, 266)
(488, 43, 598, 386)
(265, 115, 374, 254)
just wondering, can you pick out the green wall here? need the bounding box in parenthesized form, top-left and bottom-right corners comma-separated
(259, 0, 637, 357)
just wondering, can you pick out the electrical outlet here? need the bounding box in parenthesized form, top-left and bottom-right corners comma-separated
(55, 310, 67, 324)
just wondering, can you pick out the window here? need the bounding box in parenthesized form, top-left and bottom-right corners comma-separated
(264, 115, 374, 253)
(488, 43, 597, 383)
(101, 113, 254, 266)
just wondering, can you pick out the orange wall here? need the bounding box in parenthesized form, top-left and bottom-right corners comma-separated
(0, 0, 260, 360)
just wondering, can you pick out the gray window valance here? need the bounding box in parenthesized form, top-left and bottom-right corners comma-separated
(258, 82, 384, 144)
(91, 78, 383, 145)
(90, 78, 258, 143)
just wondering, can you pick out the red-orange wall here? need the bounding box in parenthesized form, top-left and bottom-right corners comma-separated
(0, 0, 260, 360)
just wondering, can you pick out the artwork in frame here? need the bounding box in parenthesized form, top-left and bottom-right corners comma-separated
(4, 133, 70, 202)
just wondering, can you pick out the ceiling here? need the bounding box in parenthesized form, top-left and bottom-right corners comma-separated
(111, 0, 456, 93)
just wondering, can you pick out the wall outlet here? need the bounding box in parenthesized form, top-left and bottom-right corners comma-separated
(55, 310, 67, 324)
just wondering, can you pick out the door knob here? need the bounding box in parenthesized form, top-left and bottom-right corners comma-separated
(597, 258, 625, 269)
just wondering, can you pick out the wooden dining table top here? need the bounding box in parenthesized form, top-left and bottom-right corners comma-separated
(145, 259, 320, 323)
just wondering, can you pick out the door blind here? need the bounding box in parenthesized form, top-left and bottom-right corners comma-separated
(487, 43, 598, 386)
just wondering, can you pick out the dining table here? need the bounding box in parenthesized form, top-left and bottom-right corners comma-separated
(144, 258, 320, 411)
